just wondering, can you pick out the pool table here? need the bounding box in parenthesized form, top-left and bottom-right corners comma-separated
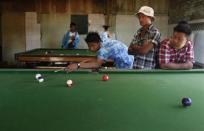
(15, 48, 113, 68)
(15, 48, 97, 63)
(0, 69, 204, 131)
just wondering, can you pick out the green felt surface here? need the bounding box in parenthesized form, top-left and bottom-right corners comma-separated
(19, 48, 96, 56)
(0, 69, 204, 131)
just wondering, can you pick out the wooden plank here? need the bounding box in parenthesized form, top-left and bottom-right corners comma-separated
(55, 0, 67, 13)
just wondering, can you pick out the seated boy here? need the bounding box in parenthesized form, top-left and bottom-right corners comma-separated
(159, 21, 194, 69)
(67, 32, 134, 71)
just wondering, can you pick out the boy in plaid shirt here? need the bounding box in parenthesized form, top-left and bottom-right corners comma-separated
(159, 21, 194, 69)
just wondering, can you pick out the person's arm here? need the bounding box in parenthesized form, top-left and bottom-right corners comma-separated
(160, 62, 193, 70)
(67, 58, 104, 71)
(61, 34, 67, 48)
(73, 33, 80, 49)
(128, 44, 136, 55)
(128, 32, 138, 55)
(128, 30, 160, 55)
(133, 41, 154, 55)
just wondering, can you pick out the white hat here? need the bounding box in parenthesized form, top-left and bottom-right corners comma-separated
(136, 6, 154, 19)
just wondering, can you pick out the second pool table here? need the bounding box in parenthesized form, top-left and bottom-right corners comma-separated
(15, 48, 113, 68)
(15, 48, 97, 63)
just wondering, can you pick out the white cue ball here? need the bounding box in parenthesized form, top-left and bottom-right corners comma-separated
(66, 80, 73, 87)
(38, 78, 44, 83)
(35, 74, 42, 79)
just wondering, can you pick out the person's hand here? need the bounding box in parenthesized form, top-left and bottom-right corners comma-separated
(128, 44, 134, 54)
(128, 49, 133, 54)
(128, 44, 140, 54)
(67, 63, 78, 71)
(70, 36, 75, 40)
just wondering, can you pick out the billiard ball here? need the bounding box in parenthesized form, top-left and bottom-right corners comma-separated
(38, 77, 44, 83)
(35, 74, 44, 82)
(102, 74, 109, 81)
(66, 80, 73, 87)
(45, 51, 51, 54)
(35, 74, 42, 80)
(182, 97, 192, 107)
(76, 53, 79, 55)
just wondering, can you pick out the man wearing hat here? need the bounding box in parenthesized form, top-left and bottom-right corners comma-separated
(128, 6, 161, 69)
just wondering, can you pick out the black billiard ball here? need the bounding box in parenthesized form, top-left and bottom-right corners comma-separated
(182, 97, 192, 107)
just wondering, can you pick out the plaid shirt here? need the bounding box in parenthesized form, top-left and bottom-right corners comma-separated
(130, 24, 161, 69)
(159, 39, 194, 64)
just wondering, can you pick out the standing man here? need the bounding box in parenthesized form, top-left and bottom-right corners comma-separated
(61, 22, 80, 49)
(128, 6, 161, 69)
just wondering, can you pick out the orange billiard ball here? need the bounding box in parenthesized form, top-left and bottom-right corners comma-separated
(102, 74, 109, 81)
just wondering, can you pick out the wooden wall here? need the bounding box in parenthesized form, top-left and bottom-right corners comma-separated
(2, 13, 26, 64)
(1, 0, 168, 14)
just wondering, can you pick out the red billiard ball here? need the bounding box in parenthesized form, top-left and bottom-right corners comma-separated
(102, 74, 109, 81)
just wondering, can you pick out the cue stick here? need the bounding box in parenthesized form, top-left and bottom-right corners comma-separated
(54, 67, 67, 72)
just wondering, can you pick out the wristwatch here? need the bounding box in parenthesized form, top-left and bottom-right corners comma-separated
(77, 63, 80, 69)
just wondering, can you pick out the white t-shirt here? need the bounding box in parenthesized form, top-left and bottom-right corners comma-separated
(68, 32, 76, 43)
